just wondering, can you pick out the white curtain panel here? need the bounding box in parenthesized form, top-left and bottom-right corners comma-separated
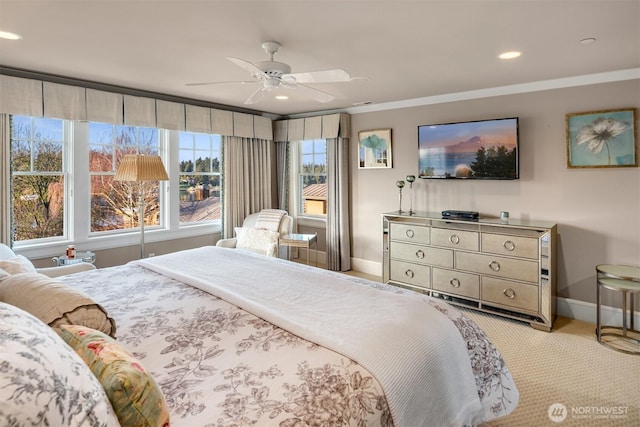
(326, 136, 351, 271)
(222, 136, 273, 239)
(0, 116, 11, 245)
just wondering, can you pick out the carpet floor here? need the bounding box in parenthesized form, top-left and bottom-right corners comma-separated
(341, 268, 639, 426)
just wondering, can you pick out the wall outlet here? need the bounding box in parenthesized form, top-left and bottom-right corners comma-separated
(148, 253, 155, 257)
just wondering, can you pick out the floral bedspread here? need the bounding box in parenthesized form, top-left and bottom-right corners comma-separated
(62, 258, 517, 427)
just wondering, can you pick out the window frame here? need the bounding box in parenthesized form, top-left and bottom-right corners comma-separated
(295, 138, 328, 220)
(8, 115, 221, 260)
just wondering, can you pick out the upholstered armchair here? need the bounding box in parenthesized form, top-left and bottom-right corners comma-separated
(0, 243, 96, 278)
(216, 210, 293, 258)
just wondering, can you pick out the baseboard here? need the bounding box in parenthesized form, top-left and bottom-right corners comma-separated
(350, 257, 382, 277)
(350, 257, 639, 327)
(557, 297, 640, 327)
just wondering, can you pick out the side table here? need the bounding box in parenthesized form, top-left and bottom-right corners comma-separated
(280, 233, 317, 266)
(51, 251, 96, 266)
(596, 264, 640, 355)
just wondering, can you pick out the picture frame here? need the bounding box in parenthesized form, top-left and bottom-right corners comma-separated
(358, 128, 392, 168)
(566, 108, 638, 168)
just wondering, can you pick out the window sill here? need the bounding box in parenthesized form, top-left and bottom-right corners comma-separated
(14, 222, 221, 260)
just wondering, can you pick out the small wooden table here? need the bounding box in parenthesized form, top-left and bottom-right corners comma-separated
(280, 233, 317, 266)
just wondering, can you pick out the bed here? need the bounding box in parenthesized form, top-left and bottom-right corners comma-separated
(0, 246, 518, 427)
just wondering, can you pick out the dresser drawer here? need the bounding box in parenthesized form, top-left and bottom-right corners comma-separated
(482, 233, 539, 259)
(455, 252, 539, 283)
(432, 268, 480, 299)
(390, 241, 453, 268)
(390, 260, 430, 289)
(482, 277, 539, 313)
(389, 223, 430, 244)
(431, 228, 479, 251)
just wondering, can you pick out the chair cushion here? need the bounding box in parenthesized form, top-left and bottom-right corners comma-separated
(236, 227, 280, 256)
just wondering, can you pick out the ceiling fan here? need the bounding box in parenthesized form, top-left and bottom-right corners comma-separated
(186, 41, 351, 105)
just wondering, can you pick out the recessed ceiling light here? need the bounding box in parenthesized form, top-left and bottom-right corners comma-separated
(275, 95, 288, 100)
(579, 37, 596, 45)
(0, 31, 23, 40)
(498, 51, 521, 60)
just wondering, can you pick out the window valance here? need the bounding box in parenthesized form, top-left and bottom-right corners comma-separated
(274, 113, 349, 141)
(0, 74, 272, 138)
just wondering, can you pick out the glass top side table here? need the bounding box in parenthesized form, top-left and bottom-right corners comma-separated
(51, 251, 96, 266)
(280, 233, 318, 266)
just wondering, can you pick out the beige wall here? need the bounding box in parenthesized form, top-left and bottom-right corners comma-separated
(350, 79, 640, 305)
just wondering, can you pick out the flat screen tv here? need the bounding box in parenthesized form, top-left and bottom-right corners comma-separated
(418, 117, 519, 179)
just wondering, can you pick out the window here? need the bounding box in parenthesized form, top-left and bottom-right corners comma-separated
(7, 114, 222, 253)
(298, 139, 327, 216)
(10, 116, 67, 242)
(88, 123, 161, 233)
(178, 131, 222, 223)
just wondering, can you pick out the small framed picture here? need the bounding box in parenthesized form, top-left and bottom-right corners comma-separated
(566, 108, 637, 168)
(358, 128, 392, 168)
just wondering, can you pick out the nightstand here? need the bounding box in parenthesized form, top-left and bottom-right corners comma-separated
(51, 251, 96, 266)
(280, 233, 317, 266)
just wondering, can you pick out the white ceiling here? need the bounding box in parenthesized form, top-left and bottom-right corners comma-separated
(1, 1, 639, 117)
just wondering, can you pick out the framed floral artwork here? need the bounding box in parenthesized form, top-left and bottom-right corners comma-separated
(358, 128, 392, 168)
(566, 108, 637, 168)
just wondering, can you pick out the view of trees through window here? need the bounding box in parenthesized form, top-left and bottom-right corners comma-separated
(299, 139, 327, 216)
(89, 123, 162, 232)
(11, 116, 65, 241)
(178, 132, 221, 223)
(9, 115, 223, 246)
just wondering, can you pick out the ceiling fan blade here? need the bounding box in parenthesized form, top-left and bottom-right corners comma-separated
(283, 69, 351, 83)
(185, 80, 256, 87)
(227, 57, 267, 79)
(290, 83, 336, 103)
(244, 87, 265, 105)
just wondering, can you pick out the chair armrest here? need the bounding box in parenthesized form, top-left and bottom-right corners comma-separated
(36, 263, 97, 278)
(216, 238, 238, 249)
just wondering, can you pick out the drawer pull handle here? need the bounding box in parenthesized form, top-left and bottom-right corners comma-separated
(503, 240, 516, 251)
(405, 229, 415, 238)
(450, 278, 461, 288)
(405, 269, 415, 279)
(449, 234, 460, 244)
(489, 260, 501, 271)
(503, 288, 516, 299)
(415, 249, 425, 259)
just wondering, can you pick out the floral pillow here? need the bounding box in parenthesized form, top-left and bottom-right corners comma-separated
(0, 302, 120, 426)
(59, 324, 170, 427)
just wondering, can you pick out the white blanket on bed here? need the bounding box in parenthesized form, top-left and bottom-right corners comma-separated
(136, 247, 485, 427)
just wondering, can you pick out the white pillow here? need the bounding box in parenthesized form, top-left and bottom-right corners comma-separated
(0, 255, 36, 275)
(0, 301, 120, 426)
(236, 227, 280, 257)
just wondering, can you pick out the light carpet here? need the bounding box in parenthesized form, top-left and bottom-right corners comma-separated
(341, 269, 639, 426)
